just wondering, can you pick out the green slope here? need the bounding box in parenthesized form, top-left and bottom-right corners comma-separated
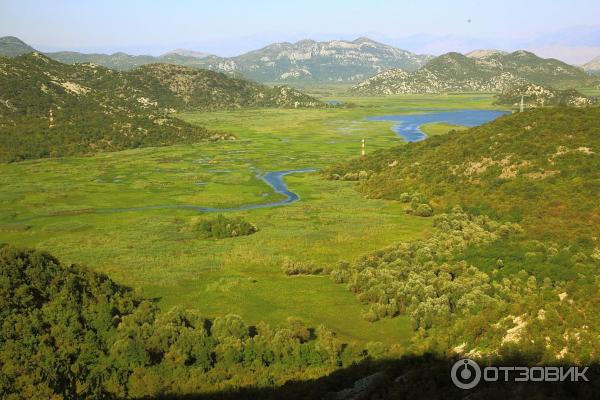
(327, 107, 600, 241)
(0, 53, 322, 162)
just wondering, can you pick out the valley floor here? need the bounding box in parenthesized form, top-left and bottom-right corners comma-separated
(0, 94, 504, 345)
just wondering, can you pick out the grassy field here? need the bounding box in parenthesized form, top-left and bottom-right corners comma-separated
(0, 94, 501, 345)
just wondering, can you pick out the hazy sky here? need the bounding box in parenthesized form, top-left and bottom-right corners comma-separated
(1, 0, 599, 63)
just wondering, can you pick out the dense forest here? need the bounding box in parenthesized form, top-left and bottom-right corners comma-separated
(0, 53, 323, 162)
(0, 245, 363, 398)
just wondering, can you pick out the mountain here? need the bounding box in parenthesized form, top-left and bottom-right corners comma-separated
(326, 107, 600, 240)
(190, 37, 433, 83)
(46, 50, 217, 70)
(494, 83, 596, 108)
(351, 50, 593, 95)
(161, 48, 211, 58)
(582, 55, 600, 74)
(45, 50, 162, 70)
(465, 49, 508, 58)
(0, 36, 35, 57)
(0, 53, 322, 161)
(0, 36, 431, 84)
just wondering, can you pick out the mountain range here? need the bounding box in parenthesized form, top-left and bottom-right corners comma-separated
(350, 50, 594, 95)
(0, 36, 432, 84)
(0, 52, 322, 161)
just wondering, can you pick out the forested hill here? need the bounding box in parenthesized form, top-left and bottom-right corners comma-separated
(351, 51, 594, 95)
(326, 107, 600, 241)
(0, 245, 358, 398)
(0, 53, 322, 162)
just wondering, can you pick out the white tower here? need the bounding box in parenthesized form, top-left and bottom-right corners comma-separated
(361, 138, 365, 156)
(520, 95, 524, 113)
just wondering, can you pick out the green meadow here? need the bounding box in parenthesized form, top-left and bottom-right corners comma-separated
(0, 94, 500, 345)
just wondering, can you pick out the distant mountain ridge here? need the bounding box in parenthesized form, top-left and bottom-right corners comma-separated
(192, 37, 433, 83)
(161, 48, 211, 58)
(0, 36, 432, 84)
(351, 50, 594, 94)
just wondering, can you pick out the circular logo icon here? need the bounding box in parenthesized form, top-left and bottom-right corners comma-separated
(451, 358, 481, 389)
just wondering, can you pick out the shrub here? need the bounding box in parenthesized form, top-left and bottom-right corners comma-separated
(415, 203, 434, 217)
(196, 214, 258, 239)
(399, 192, 411, 203)
(362, 308, 379, 323)
(282, 259, 323, 275)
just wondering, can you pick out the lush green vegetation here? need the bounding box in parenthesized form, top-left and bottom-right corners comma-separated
(0, 245, 381, 398)
(195, 215, 258, 239)
(327, 107, 600, 241)
(4, 89, 599, 397)
(4, 94, 486, 347)
(0, 53, 323, 162)
(328, 207, 600, 360)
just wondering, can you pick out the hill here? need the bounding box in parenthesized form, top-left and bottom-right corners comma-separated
(0, 245, 355, 398)
(583, 55, 600, 74)
(125, 63, 322, 109)
(0, 36, 432, 84)
(0, 36, 35, 57)
(0, 53, 322, 161)
(326, 107, 600, 241)
(351, 51, 593, 95)
(495, 83, 597, 108)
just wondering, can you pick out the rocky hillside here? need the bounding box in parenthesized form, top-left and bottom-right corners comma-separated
(351, 51, 593, 95)
(125, 63, 323, 109)
(326, 107, 600, 240)
(495, 83, 597, 108)
(583, 55, 600, 75)
(0, 53, 321, 161)
(193, 37, 432, 83)
(0, 36, 431, 84)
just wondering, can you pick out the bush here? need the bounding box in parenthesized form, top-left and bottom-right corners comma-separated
(415, 203, 434, 217)
(399, 192, 412, 203)
(196, 214, 258, 239)
(282, 258, 323, 275)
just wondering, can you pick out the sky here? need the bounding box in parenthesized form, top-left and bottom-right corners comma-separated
(1, 0, 599, 64)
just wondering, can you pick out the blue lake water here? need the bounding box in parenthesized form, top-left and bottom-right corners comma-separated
(366, 109, 510, 142)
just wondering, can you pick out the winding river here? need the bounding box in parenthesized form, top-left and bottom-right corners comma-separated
(94, 168, 317, 214)
(26, 109, 508, 218)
